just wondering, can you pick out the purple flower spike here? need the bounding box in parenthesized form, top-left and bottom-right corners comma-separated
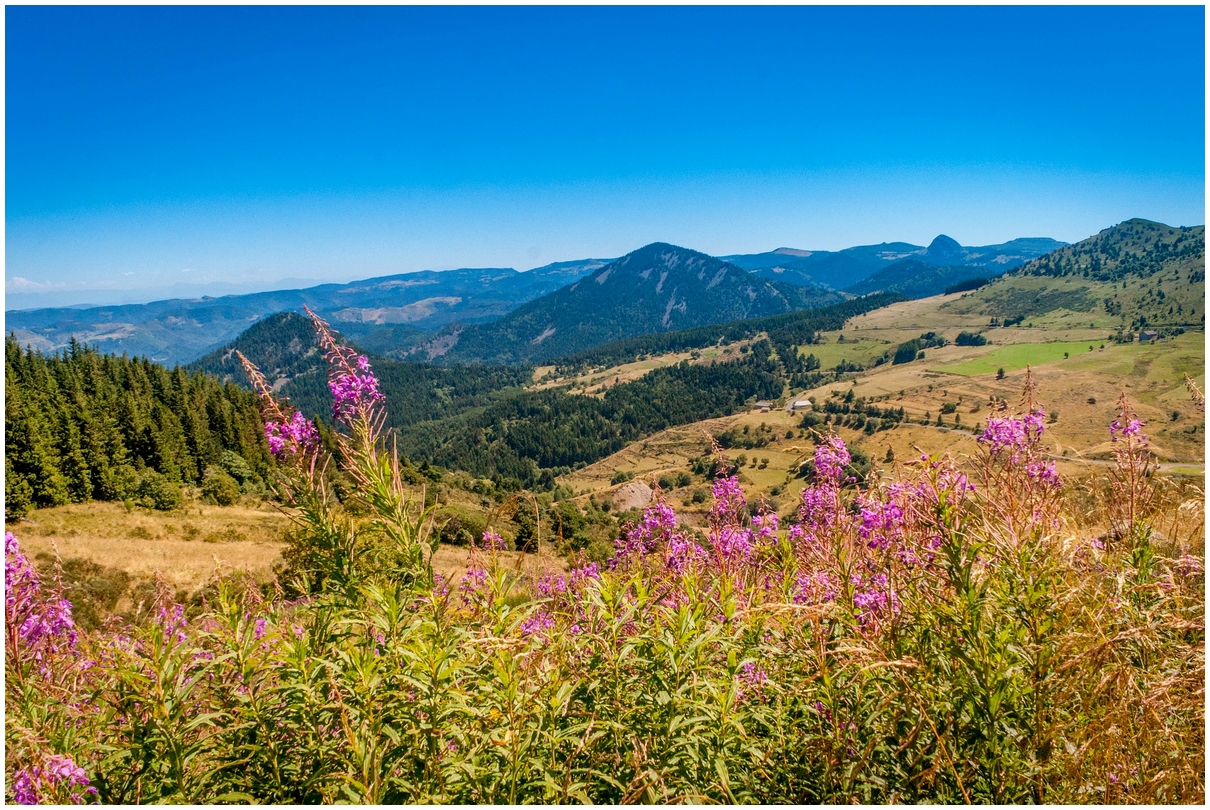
(265, 411, 319, 459)
(1110, 417, 1147, 444)
(736, 661, 769, 702)
(330, 355, 384, 421)
(10, 754, 96, 805)
(520, 610, 555, 636)
(479, 530, 508, 551)
(709, 476, 748, 529)
(814, 435, 851, 484)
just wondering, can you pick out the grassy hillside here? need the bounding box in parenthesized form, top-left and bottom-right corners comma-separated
(944, 219, 1204, 333)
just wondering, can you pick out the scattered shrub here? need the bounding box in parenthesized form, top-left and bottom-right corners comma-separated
(134, 470, 182, 511)
(201, 466, 241, 506)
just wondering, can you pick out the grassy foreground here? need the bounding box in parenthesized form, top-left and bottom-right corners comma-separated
(5, 313, 1204, 804)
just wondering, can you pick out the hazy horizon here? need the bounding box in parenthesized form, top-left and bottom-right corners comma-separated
(6, 229, 1081, 311)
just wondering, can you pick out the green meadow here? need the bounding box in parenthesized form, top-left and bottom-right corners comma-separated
(936, 340, 1106, 376)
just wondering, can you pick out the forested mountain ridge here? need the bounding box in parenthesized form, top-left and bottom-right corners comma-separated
(551, 293, 903, 374)
(186, 294, 900, 489)
(191, 312, 327, 390)
(421, 243, 845, 365)
(1017, 218, 1204, 284)
(5, 233, 1062, 366)
(5, 336, 272, 518)
(941, 219, 1205, 332)
(192, 311, 532, 431)
(392, 345, 786, 489)
(5, 260, 608, 366)
(843, 259, 1007, 298)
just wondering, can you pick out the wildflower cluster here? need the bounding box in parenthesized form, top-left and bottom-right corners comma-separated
(304, 305, 384, 426)
(329, 355, 384, 422)
(263, 410, 319, 459)
(10, 755, 96, 805)
(5, 532, 77, 674)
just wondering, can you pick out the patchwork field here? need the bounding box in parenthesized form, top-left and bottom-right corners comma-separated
(553, 288, 1204, 524)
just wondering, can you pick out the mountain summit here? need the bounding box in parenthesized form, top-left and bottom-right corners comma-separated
(426, 242, 844, 365)
(925, 234, 965, 264)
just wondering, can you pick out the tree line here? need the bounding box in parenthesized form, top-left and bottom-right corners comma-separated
(551, 293, 902, 374)
(394, 343, 784, 490)
(5, 336, 272, 518)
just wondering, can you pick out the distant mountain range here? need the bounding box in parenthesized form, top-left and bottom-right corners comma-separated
(5, 259, 609, 365)
(420, 243, 844, 365)
(724, 235, 1066, 290)
(5, 232, 1066, 366)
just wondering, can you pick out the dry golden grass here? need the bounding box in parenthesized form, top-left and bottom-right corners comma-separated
(11, 498, 566, 596)
(431, 544, 567, 582)
(13, 500, 290, 593)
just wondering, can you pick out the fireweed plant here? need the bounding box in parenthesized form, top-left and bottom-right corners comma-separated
(4, 316, 1204, 802)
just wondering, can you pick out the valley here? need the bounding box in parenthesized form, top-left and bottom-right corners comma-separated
(8, 7, 1205, 802)
(8, 217, 1205, 597)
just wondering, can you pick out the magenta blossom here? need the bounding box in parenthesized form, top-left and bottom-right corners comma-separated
(751, 511, 780, 543)
(709, 476, 748, 529)
(6, 533, 79, 665)
(979, 409, 1045, 462)
(857, 495, 905, 550)
(479, 530, 508, 551)
(794, 570, 837, 605)
(1110, 417, 1147, 444)
(1025, 459, 1061, 488)
(712, 526, 754, 564)
(814, 435, 851, 484)
(264, 411, 319, 459)
(614, 503, 683, 565)
(736, 661, 769, 703)
(10, 754, 96, 804)
(330, 356, 384, 421)
(458, 568, 489, 605)
(665, 535, 707, 574)
(851, 572, 898, 626)
(519, 610, 555, 636)
(797, 485, 835, 532)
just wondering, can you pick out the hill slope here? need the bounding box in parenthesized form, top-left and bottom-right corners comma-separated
(942, 219, 1205, 332)
(5, 260, 608, 366)
(190, 312, 532, 431)
(427, 243, 844, 365)
(844, 259, 1005, 298)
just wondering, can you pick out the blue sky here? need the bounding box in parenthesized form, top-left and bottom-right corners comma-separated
(5, 5, 1205, 308)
